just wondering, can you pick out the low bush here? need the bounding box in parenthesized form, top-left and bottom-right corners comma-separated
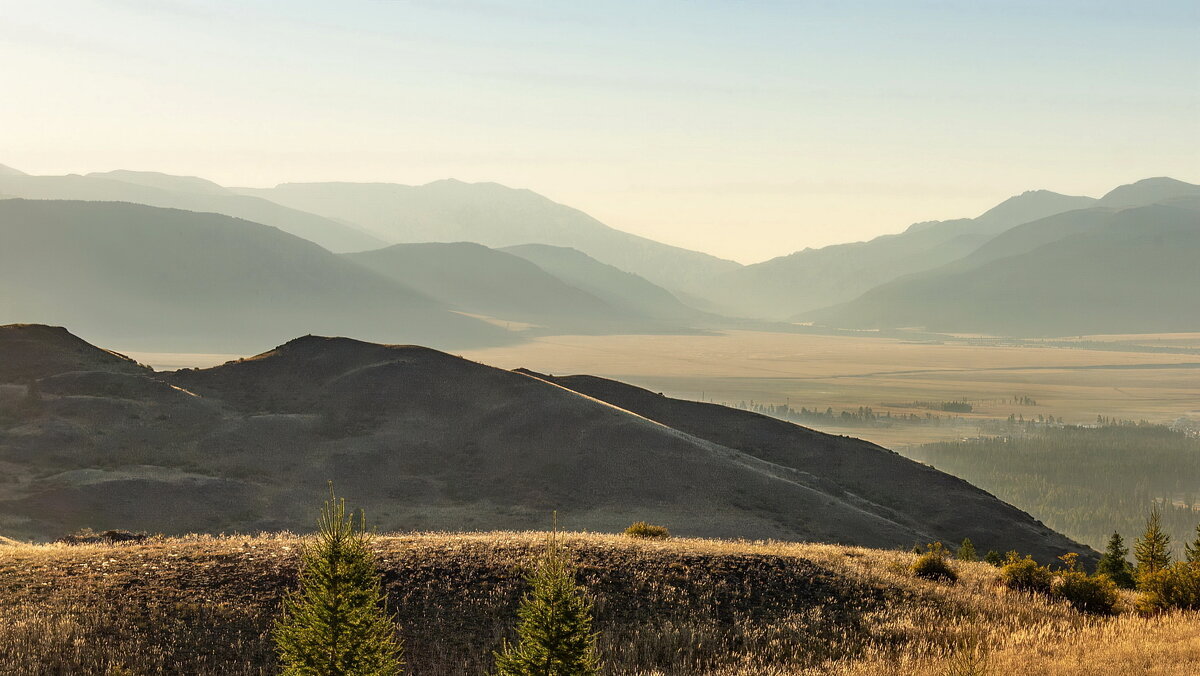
(1138, 563, 1200, 612)
(624, 522, 670, 539)
(1000, 556, 1053, 594)
(1053, 571, 1118, 614)
(911, 552, 958, 583)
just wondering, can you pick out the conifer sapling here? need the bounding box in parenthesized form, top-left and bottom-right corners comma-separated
(274, 486, 404, 676)
(494, 516, 600, 676)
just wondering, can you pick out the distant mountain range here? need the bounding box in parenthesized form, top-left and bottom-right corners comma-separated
(0, 200, 512, 351)
(236, 180, 742, 293)
(806, 200, 1200, 335)
(0, 324, 1092, 563)
(0, 168, 385, 252)
(2, 161, 1195, 338)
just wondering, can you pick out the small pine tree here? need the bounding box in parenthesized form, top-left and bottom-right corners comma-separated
(1184, 523, 1200, 564)
(274, 487, 404, 676)
(956, 538, 977, 562)
(1134, 505, 1173, 579)
(1096, 532, 1136, 589)
(983, 550, 1003, 567)
(494, 526, 600, 676)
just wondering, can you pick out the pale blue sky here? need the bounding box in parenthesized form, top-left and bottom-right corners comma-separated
(4, 0, 1197, 262)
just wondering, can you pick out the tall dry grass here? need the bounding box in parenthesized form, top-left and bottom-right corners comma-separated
(0, 532, 1195, 674)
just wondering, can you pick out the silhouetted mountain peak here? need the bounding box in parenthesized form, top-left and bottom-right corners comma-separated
(88, 170, 232, 196)
(974, 189, 1096, 227)
(1099, 177, 1200, 208)
(0, 163, 26, 176)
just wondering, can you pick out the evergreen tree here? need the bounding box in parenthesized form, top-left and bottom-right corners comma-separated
(1134, 505, 1172, 579)
(1096, 532, 1135, 589)
(955, 538, 977, 562)
(983, 550, 1003, 567)
(1185, 523, 1200, 564)
(275, 487, 403, 676)
(494, 527, 600, 676)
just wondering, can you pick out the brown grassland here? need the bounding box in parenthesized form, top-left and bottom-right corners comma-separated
(0, 531, 1196, 675)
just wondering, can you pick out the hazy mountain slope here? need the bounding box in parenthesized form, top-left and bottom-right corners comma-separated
(806, 203, 1200, 336)
(344, 242, 648, 333)
(695, 190, 1098, 320)
(237, 180, 742, 293)
(0, 326, 1090, 562)
(0, 170, 384, 252)
(0, 164, 26, 177)
(0, 200, 511, 351)
(501, 243, 704, 321)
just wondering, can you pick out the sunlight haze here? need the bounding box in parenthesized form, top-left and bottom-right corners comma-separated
(3, 0, 1197, 262)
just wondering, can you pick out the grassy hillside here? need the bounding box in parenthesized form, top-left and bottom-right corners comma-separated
(0, 532, 1195, 675)
(0, 325, 1088, 562)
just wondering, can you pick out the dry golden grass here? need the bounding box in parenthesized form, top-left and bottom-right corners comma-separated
(1, 531, 1195, 674)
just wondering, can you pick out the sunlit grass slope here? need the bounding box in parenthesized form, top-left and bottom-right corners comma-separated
(1, 532, 1197, 674)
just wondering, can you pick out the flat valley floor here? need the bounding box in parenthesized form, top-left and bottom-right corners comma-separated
(127, 330, 1200, 451)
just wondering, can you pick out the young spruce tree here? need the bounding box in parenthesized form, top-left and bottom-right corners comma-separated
(1184, 523, 1200, 564)
(274, 487, 404, 676)
(1096, 532, 1136, 589)
(955, 538, 977, 562)
(494, 521, 600, 676)
(1134, 505, 1172, 579)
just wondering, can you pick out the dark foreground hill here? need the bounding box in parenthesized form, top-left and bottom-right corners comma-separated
(0, 324, 1088, 565)
(0, 200, 512, 351)
(0, 533, 1188, 675)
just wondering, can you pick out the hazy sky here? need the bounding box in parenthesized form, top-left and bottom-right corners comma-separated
(4, 1, 1198, 263)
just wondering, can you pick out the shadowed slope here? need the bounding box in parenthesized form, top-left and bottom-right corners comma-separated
(0, 200, 511, 351)
(0, 326, 1090, 564)
(518, 369, 1090, 565)
(344, 242, 652, 333)
(501, 243, 705, 322)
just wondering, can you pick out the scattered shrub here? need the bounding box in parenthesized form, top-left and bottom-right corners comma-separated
(1000, 556, 1053, 594)
(624, 522, 670, 539)
(911, 552, 958, 583)
(983, 550, 1003, 567)
(1138, 563, 1200, 612)
(1053, 570, 1118, 614)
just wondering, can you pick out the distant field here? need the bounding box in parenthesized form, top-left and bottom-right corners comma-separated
(461, 331, 1200, 448)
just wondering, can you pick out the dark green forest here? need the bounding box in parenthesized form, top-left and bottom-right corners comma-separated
(906, 422, 1200, 554)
